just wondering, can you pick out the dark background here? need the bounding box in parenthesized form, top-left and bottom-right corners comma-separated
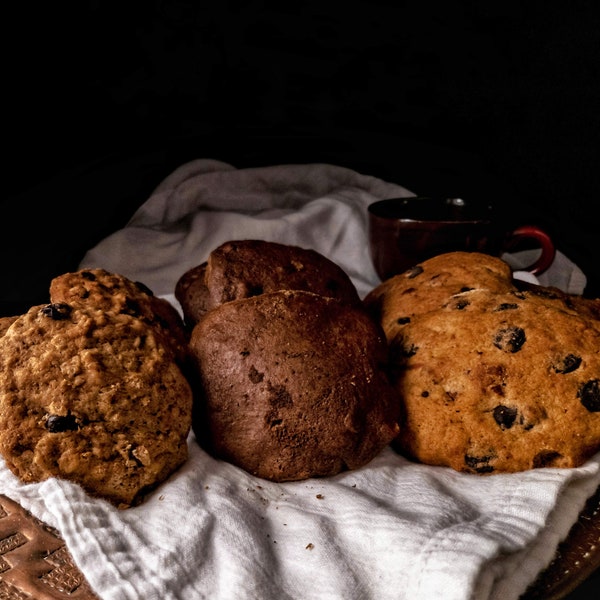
(2, 1, 600, 596)
(2, 1, 600, 317)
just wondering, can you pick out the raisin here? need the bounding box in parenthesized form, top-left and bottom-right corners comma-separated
(45, 414, 79, 432)
(493, 405, 518, 429)
(247, 284, 264, 297)
(493, 326, 526, 353)
(396, 317, 411, 325)
(578, 379, 600, 412)
(464, 453, 495, 473)
(553, 354, 582, 374)
(41, 303, 72, 320)
(453, 299, 469, 310)
(459, 287, 474, 293)
(533, 450, 563, 468)
(134, 280, 154, 296)
(123, 297, 143, 316)
(324, 279, 341, 294)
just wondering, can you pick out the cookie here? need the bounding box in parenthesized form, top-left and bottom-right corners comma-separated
(0, 315, 18, 338)
(0, 303, 193, 507)
(365, 251, 600, 473)
(50, 268, 189, 365)
(363, 251, 514, 343)
(175, 239, 362, 329)
(173, 262, 210, 330)
(189, 290, 400, 481)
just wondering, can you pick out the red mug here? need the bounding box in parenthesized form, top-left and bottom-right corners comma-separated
(368, 196, 555, 282)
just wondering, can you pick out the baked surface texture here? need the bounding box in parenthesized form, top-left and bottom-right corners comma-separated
(0, 315, 18, 338)
(364, 251, 600, 474)
(50, 268, 190, 366)
(0, 302, 193, 507)
(175, 239, 362, 329)
(189, 289, 400, 481)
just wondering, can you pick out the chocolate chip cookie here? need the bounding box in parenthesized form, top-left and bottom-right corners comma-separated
(365, 252, 600, 473)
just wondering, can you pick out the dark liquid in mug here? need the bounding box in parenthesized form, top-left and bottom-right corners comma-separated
(368, 197, 493, 223)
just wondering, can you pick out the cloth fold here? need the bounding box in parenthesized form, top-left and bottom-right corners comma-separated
(0, 159, 596, 600)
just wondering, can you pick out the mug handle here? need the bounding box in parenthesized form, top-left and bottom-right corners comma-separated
(505, 225, 556, 276)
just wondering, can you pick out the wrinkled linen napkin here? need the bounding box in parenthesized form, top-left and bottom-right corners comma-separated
(1, 160, 598, 600)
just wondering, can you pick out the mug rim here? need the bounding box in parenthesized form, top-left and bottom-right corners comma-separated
(368, 196, 494, 224)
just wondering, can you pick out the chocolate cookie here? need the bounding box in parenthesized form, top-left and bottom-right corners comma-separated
(50, 268, 189, 365)
(189, 290, 400, 481)
(175, 240, 362, 329)
(173, 262, 210, 330)
(0, 302, 193, 507)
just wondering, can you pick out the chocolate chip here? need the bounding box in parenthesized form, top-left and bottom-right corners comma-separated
(81, 271, 97, 281)
(396, 317, 411, 325)
(268, 384, 293, 408)
(578, 379, 600, 412)
(41, 303, 72, 320)
(493, 326, 526, 353)
(495, 303, 519, 311)
(459, 287, 474, 293)
(406, 266, 424, 279)
(390, 338, 418, 360)
(464, 453, 495, 473)
(553, 354, 582, 374)
(493, 405, 517, 429)
(452, 299, 470, 310)
(45, 414, 79, 432)
(248, 366, 264, 384)
(533, 450, 563, 468)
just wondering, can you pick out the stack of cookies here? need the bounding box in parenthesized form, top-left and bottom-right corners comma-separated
(0, 269, 193, 508)
(176, 240, 401, 482)
(364, 251, 600, 474)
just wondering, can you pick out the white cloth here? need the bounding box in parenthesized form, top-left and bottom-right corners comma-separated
(1, 159, 597, 600)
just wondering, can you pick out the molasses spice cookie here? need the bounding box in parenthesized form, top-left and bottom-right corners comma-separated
(175, 239, 362, 329)
(0, 303, 193, 508)
(189, 290, 400, 482)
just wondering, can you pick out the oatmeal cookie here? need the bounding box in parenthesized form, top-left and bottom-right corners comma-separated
(50, 268, 189, 365)
(0, 302, 193, 507)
